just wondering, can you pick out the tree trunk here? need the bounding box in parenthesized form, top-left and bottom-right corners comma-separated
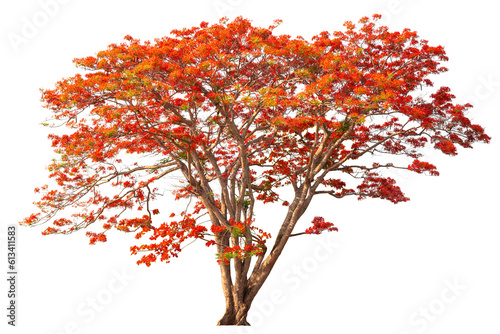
(215, 232, 252, 326)
(217, 302, 250, 326)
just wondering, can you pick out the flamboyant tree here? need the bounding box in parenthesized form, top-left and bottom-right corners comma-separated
(22, 15, 490, 326)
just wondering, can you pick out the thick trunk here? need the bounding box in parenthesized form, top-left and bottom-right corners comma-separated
(217, 259, 252, 325)
(217, 302, 250, 326)
(216, 232, 251, 326)
(215, 217, 304, 326)
(215, 189, 311, 326)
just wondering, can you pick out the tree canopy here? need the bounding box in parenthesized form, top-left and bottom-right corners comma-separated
(21, 15, 490, 325)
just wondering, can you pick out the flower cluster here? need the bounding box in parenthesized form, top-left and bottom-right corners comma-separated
(216, 243, 266, 265)
(407, 159, 439, 176)
(131, 214, 208, 266)
(305, 216, 338, 235)
(207, 219, 271, 265)
(86, 231, 107, 244)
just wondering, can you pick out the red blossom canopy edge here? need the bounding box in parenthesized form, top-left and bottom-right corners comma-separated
(22, 15, 490, 268)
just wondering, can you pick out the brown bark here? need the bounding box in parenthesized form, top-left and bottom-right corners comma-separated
(217, 302, 251, 326)
(217, 278, 251, 326)
(216, 183, 314, 326)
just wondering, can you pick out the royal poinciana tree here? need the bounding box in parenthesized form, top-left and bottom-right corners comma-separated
(22, 15, 489, 325)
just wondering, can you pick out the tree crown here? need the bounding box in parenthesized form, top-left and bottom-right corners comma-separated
(22, 15, 490, 266)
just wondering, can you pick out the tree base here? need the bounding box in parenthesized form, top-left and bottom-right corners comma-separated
(217, 310, 251, 326)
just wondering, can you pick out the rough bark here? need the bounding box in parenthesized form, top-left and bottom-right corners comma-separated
(217, 283, 251, 326)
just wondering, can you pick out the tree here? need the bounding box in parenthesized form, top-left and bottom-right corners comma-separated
(21, 15, 490, 326)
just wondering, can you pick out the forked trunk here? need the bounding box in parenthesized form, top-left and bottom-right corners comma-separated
(216, 274, 252, 326)
(217, 303, 250, 326)
(215, 234, 253, 326)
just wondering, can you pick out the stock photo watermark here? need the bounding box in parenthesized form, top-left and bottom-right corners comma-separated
(6, 0, 73, 54)
(212, 0, 245, 18)
(397, 278, 467, 334)
(46, 267, 134, 334)
(377, 0, 417, 26)
(6, 225, 18, 327)
(463, 74, 500, 107)
(229, 232, 341, 333)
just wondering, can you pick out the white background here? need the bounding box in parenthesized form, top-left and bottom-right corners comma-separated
(1, 1, 498, 333)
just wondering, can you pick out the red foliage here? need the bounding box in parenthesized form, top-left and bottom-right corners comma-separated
(357, 172, 409, 204)
(21, 15, 489, 271)
(86, 232, 107, 245)
(408, 159, 439, 176)
(305, 217, 338, 234)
